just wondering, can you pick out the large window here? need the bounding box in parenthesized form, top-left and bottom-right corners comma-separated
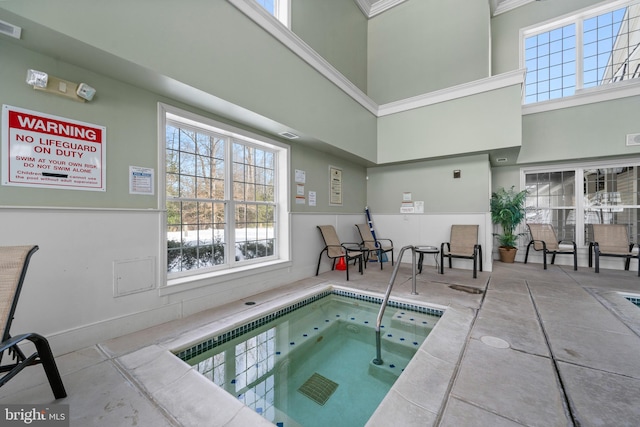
(523, 0, 640, 104)
(523, 161, 640, 247)
(161, 105, 288, 278)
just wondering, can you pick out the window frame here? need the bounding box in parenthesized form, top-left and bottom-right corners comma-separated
(521, 157, 640, 248)
(253, 0, 291, 28)
(520, 0, 640, 112)
(159, 103, 291, 290)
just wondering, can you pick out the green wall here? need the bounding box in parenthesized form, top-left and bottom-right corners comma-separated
(292, 0, 368, 93)
(0, 38, 366, 213)
(367, 154, 491, 214)
(520, 98, 640, 164)
(377, 85, 522, 164)
(290, 146, 367, 213)
(367, 0, 491, 104)
(0, 0, 378, 164)
(0, 40, 157, 209)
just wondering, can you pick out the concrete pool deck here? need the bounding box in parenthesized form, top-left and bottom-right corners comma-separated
(2, 260, 640, 426)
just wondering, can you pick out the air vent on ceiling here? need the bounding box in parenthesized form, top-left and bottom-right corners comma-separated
(0, 19, 22, 40)
(626, 133, 640, 146)
(496, 157, 509, 163)
(279, 131, 299, 140)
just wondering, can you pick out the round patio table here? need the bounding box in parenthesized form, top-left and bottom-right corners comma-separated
(415, 246, 439, 273)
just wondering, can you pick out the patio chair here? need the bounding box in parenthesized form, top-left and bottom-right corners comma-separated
(0, 245, 66, 399)
(440, 225, 482, 278)
(355, 224, 394, 270)
(524, 223, 577, 270)
(589, 224, 640, 275)
(316, 226, 364, 280)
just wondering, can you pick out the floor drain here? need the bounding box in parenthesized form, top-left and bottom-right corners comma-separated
(480, 336, 510, 349)
(448, 284, 483, 294)
(298, 373, 339, 405)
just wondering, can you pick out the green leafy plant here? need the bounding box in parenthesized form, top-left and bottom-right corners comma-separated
(490, 186, 528, 248)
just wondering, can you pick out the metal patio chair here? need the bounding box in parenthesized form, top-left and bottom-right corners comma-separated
(316, 226, 364, 280)
(355, 224, 394, 270)
(589, 224, 640, 276)
(440, 225, 482, 278)
(524, 223, 577, 270)
(0, 245, 67, 399)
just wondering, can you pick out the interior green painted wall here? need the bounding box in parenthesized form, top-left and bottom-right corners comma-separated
(0, 0, 378, 163)
(290, 146, 367, 213)
(491, 0, 603, 75)
(491, 165, 520, 193)
(291, 0, 368, 93)
(367, 0, 491, 104)
(366, 154, 491, 214)
(1, 39, 363, 213)
(0, 40, 157, 209)
(377, 85, 522, 164)
(519, 97, 640, 164)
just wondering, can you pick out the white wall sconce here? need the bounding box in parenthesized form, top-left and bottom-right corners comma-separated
(26, 69, 96, 102)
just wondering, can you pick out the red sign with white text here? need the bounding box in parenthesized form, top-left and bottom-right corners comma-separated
(2, 105, 106, 191)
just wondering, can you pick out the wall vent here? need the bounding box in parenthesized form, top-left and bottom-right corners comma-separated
(626, 133, 640, 146)
(279, 131, 299, 139)
(496, 157, 508, 163)
(0, 19, 22, 40)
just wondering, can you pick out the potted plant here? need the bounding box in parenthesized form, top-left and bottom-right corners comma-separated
(490, 186, 528, 263)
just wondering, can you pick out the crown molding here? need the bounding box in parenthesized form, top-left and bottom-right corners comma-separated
(354, 0, 408, 18)
(228, 0, 526, 119)
(378, 69, 526, 116)
(494, 0, 537, 16)
(228, 0, 378, 115)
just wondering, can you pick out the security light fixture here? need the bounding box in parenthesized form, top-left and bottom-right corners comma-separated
(26, 69, 96, 102)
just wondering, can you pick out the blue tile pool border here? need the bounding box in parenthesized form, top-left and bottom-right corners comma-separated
(175, 289, 443, 361)
(624, 295, 640, 307)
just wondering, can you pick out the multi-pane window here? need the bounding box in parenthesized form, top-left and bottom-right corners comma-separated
(164, 109, 284, 276)
(523, 1, 640, 104)
(525, 170, 577, 242)
(523, 163, 640, 247)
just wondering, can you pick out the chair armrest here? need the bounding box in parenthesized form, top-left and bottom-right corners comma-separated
(376, 238, 393, 246)
(0, 333, 33, 353)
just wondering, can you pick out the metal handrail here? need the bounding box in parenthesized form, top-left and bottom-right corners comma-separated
(373, 245, 415, 365)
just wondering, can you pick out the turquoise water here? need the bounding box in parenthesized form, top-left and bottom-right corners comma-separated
(185, 294, 439, 427)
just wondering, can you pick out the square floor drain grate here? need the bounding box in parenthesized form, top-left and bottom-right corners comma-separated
(298, 372, 339, 405)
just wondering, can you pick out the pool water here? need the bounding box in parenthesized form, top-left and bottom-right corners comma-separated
(183, 294, 440, 427)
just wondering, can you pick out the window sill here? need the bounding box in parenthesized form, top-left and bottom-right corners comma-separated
(159, 259, 293, 296)
(523, 79, 640, 115)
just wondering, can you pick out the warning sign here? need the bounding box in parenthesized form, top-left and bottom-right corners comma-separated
(2, 105, 106, 191)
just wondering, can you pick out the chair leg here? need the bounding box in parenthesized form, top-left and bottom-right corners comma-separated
(316, 250, 325, 276)
(30, 335, 66, 399)
(479, 246, 483, 272)
(472, 250, 477, 279)
(543, 251, 547, 270)
(439, 252, 444, 274)
(595, 248, 600, 273)
(524, 241, 532, 264)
